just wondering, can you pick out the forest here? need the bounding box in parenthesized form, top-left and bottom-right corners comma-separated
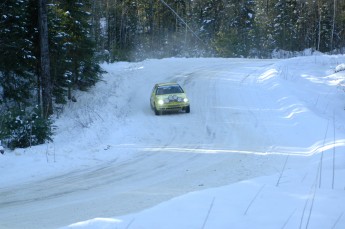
(0, 0, 345, 148)
(90, 0, 345, 60)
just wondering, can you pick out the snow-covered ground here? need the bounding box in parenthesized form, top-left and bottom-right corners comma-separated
(1, 56, 345, 229)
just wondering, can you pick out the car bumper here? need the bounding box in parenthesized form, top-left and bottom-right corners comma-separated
(156, 103, 189, 111)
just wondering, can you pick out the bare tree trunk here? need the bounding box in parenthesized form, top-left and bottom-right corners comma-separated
(39, 0, 52, 118)
(331, 0, 336, 51)
(317, 7, 321, 51)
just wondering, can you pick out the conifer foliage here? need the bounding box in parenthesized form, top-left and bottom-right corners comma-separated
(89, 0, 345, 60)
(0, 0, 103, 149)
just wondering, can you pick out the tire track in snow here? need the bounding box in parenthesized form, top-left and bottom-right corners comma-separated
(0, 59, 289, 229)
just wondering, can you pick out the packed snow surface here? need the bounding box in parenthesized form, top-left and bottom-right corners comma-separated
(1, 56, 345, 229)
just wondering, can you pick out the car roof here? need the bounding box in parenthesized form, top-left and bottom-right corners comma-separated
(156, 82, 180, 87)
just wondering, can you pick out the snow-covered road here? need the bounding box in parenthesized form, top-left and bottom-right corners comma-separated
(1, 57, 344, 229)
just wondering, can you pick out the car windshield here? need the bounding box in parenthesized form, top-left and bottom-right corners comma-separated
(156, 85, 183, 95)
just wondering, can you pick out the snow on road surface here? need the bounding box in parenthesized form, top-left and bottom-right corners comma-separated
(1, 56, 345, 229)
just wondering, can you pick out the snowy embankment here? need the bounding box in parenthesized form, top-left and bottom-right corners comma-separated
(1, 56, 345, 229)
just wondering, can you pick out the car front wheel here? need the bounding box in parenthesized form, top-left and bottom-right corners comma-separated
(154, 104, 160, 115)
(185, 105, 190, 113)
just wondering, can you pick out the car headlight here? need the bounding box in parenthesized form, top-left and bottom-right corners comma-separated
(177, 97, 183, 102)
(183, 98, 189, 103)
(158, 99, 164, 105)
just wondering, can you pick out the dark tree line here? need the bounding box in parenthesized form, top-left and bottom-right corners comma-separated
(0, 0, 103, 148)
(1, 0, 344, 148)
(89, 0, 345, 61)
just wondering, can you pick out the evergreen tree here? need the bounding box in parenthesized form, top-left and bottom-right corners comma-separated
(317, 0, 335, 52)
(39, 0, 53, 118)
(0, 0, 54, 148)
(273, 0, 299, 51)
(49, 0, 103, 102)
(89, 0, 345, 59)
(253, 0, 276, 57)
(0, 0, 103, 149)
(199, 0, 224, 44)
(214, 0, 255, 57)
(335, 0, 345, 51)
(0, 0, 35, 107)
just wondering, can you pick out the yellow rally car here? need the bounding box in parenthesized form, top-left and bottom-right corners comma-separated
(150, 83, 190, 115)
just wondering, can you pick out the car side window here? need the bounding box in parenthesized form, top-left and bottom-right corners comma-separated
(175, 86, 183, 93)
(152, 86, 158, 95)
(156, 87, 163, 95)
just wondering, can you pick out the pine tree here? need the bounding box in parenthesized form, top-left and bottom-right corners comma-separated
(39, 0, 53, 118)
(0, 0, 35, 107)
(316, 0, 335, 52)
(0, 0, 53, 148)
(49, 0, 103, 102)
(213, 0, 255, 57)
(254, 0, 276, 57)
(273, 0, 299, 51)
(0, 0, 103, 148)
